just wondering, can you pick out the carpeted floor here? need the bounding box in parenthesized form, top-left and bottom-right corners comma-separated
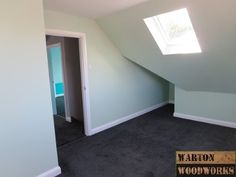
(56, 96, 65, 117)
(54, 116, 84, 147)
(56, 104, 236, 177)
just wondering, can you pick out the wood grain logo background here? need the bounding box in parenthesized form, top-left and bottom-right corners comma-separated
(176, 151, 236, 177)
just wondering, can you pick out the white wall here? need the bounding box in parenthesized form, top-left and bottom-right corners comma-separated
(0, 1, 59, 177)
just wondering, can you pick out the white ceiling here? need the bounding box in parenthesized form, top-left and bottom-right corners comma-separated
(43, 0, 149, 19)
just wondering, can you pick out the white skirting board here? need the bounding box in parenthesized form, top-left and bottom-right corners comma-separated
(37, 166, 61, 177)
(174, 112, 236, 129)
(90, 101, 169, 135)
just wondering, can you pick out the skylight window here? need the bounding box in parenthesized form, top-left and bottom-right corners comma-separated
(144, 8, 201, 55)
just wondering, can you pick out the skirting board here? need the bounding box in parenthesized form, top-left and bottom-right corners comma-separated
(90, 101, 169, 135)
(37, 166, 61, 177)
(174, 112, 236, 129)
(65, 116, 72, 123)
(169, 100, 174, 104)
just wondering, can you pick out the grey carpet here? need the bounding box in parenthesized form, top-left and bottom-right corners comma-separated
(57, 104, 236, 177)
(54, 116, 84, 147)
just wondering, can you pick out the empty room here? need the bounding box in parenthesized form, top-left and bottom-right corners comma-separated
(1, 0, 236, 177)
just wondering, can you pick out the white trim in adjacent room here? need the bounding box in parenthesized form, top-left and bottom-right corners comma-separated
(37, 166, 61, 177)
(174, 112, 236, 129)
(65, 116, 72, 123)
(168, 100, 174, 104)
(90, 101, 169, 135)
(46, 29, 92, 136)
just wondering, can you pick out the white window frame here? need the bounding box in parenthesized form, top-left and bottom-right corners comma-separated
(144, 8, 202, 55)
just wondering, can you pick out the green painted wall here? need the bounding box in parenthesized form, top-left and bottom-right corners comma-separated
(169, 83, 174, 102)
(0, 1, 58, 177)
(44, 10, 169, 128)
(97, 0, 236, 93)
(175, 87, 236, 123)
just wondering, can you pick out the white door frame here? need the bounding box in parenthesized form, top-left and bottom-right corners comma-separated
(46, 29, 92, 136)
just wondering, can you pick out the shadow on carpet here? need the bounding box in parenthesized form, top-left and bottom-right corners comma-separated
(54, 116, 84, 147)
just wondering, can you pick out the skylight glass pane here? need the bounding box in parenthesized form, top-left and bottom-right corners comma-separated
(144, 8, 202, 55)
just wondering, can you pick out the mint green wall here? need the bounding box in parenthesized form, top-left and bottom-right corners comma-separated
(0, 1, 58, 177)
(175, 87, 236, 123)
(44, 10, 169, 128)
(169, 83, 174, 101)
(98, 0, 236, 93)
(48, 46, 63, 85)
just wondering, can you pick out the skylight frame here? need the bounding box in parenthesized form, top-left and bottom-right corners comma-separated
(153, 16, 172, 44)
(144, 8, 202, 55)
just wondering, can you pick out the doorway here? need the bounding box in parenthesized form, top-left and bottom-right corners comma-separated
(46, 29, 91, 136)
(46, 32, 91, 146)
(47, 43, 66, 118)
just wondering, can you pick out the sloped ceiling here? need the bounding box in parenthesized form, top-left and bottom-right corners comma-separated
(98, 0, 236, 93)
(43, 0, 149, 19)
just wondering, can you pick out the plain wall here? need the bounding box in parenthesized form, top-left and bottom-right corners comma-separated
(169, 83, 174, 102)
(0, 1, 58, 177)
(44, 10, 169, 129)
(63, 37, 83, 121)
(175, 87, 236, 123)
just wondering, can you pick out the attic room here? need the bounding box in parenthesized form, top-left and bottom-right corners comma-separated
(1, 0, 236, 177)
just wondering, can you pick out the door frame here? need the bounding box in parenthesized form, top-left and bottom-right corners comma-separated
(47, 43, 59, 116)
(46, 29, 92, 136)
(47, 43, 68, 120)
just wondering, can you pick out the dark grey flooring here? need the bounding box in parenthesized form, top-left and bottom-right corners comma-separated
(54, 116, 84, 147)
(57, 104, 236, 177)
(56, 96, 65, 117)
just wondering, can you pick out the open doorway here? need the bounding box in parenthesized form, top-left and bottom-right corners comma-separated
(47, 43, 66, 118)
(46, 33, 90, 146)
